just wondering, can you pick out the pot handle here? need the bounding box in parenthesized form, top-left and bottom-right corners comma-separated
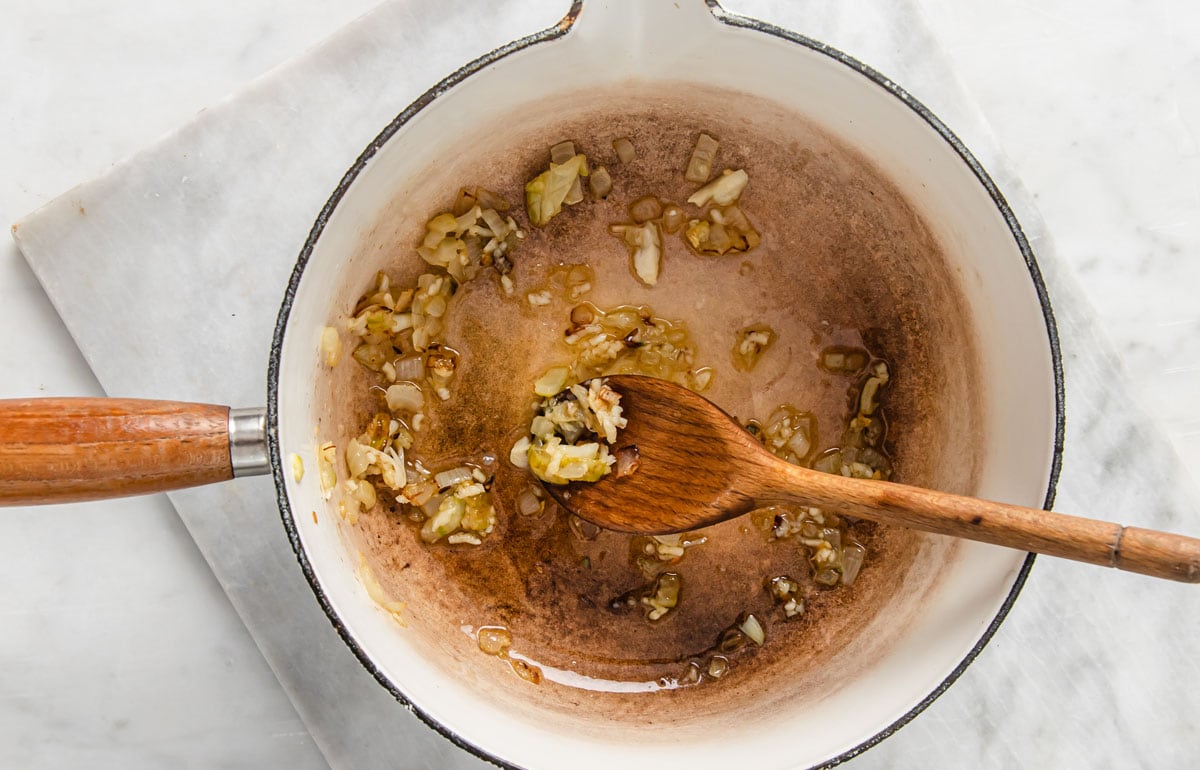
(0, 399, 269, 506)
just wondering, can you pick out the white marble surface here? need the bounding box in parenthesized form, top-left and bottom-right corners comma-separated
(1, 1, 1197, 769)
(0, 2, 376, 768)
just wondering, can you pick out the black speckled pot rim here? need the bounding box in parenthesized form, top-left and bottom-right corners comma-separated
(266, 2, 1065, 768)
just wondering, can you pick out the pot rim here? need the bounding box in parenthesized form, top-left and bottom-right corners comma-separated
(266, 2, 1064, 767)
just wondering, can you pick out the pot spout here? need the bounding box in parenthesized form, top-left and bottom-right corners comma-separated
(570, 0, 724, 71)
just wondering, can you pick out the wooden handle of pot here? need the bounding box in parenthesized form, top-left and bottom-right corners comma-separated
(775, 464, 1200, 583)
(0, 398, 234, 505)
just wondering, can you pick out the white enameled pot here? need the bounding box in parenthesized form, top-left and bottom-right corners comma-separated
(269, 2, 1060, 768)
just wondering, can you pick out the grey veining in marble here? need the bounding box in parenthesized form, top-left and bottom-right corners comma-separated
(11, 0, 1199, 768)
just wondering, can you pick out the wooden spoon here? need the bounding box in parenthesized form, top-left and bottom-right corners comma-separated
(542, 375, 1200, 583)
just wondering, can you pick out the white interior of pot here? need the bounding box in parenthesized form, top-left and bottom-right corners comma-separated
(276, 2, 1057, 767)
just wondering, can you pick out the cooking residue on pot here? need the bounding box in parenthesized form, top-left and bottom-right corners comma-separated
(306, 99, 978, 705)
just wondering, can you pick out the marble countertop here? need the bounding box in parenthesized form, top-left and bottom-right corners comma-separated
(2, 1, 1196, 768)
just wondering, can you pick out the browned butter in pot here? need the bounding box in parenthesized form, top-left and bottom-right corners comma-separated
(323, 84, 983, 733)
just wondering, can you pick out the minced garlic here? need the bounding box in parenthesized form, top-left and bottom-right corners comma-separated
(522, 379, 627, 486)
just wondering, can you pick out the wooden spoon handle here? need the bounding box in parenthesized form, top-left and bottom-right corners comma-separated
(772, 464, 1200, 583)
(0, 398, 236, 505)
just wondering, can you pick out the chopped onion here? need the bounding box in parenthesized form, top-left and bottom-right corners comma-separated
(786, 430, 811, 459)
(768, 576, 799, 602)
(472, 187, 510, 212)
(391, 355, 424, 383)
(684, 203, 760, 256)
(421, 493, 443, 517)
(633, 233, 662, 285)
(403, 479, 438, 507)
(655, 542, 685, 560)
(451, 188, 476, 217)
(565, 180, 585, 207)
(516, 486, 543, 516)
(629, 196, 663, 223)
(550, 141, 584, 205)
(425, 347, 458, 385)
(739, 614, 765, 646)
(814, 567, 841, 587)
(685, 133, 719, 183)
(420, 495, 465, 543)
(661, 204, 685, 234)
(859, 377, 882, 416)
(453, 482, 486, 499)
(841, 542, 867, 586)
(715, 627, 746, 653)
(453, 205, 481, 235)
(385, 382, 424, 413)
(353, 479, 377, 508)
(388, 313, 414, 333)
(478, 209, 506, 240)
(346, 437, 372, 478)
(533, 366, 570, 397)
(820, 346, 868, 374)
(613, 137, 635, 164)
(345, 437, 406, 490)
(435, 466, 474, 489)
(589, 166, 612, 199)
(706, 656, 729, 679)
(611, 222, 662, 286)
(424, 295, 448, 318)
(525, 153, 588, 227)
(642, 572, 681, 621)
(338, 495, 360, 525)
(529, 415, 555, 438)
(510, 436, 532, 468)
(813, 450, 842, 475)
(570, 304, 595, 326)
(320, 326, 341, 367)
(687, 169, 749, 207)
(352, 343, 390, 372)
(550, 140, 576, 164)
(317, 442, 337, 500)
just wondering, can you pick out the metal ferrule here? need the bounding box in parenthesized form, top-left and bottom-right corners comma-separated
(228, 407, 270, 478)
